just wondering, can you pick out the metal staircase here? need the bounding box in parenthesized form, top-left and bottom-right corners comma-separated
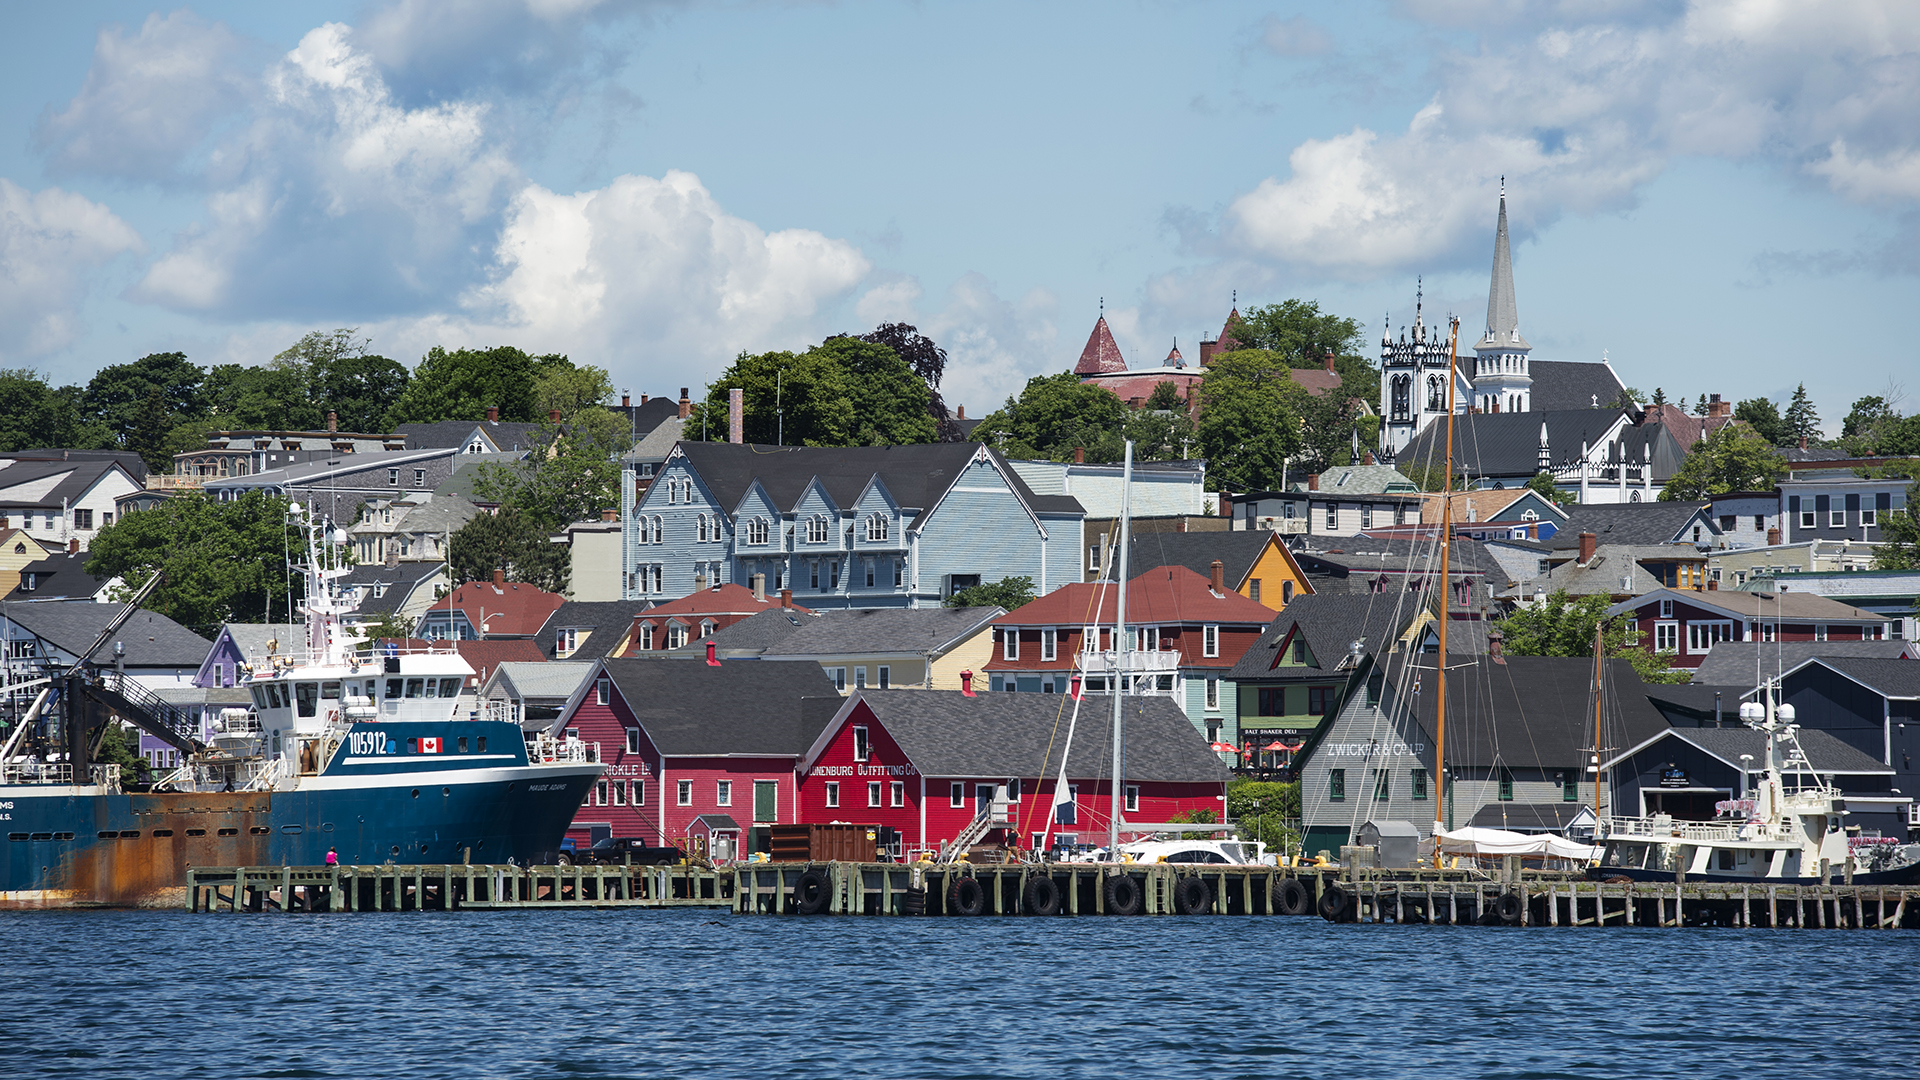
(86, 671, 204, 756)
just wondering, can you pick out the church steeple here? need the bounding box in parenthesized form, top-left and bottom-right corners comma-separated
(1482, 180, 1528, 350)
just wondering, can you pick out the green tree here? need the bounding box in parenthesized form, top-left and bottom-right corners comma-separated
(95, 722, 150, 784)
(274, 329, 412, 433)
(975, 371, 1128, 462)
(1194, 350, 1310, 492)
(1497, 589, 1686, 684)
(0, 369, 96, 451)
(83, 352, 206, 458)
(203, 362, 323, 431)
(855, 323, 957, 439)
(1783, 383, 1820, 445)
(945, 575, 1036, 611)
(84, 490, 307, 631)
(448, 508, 570, 593)
(1229, 298, 1379, 415)
(1525, 471, 1574, 505)
(1144, 381, 1184, 411)
(355, 611, 420, 642)
(1226, 779, 1301, 854)
(472, 411, 627, 530)
(1694, 394, 1709, 416)
(1661, 425, 1789, 500)
(1650, 387, 1667, 406)
(385, 346, 541, 426)
(1734, 397, 1786, 445)
(1122, 402, 1196, 463)
(691, 337, 937, 448)
(1872, 480, 1920, 571)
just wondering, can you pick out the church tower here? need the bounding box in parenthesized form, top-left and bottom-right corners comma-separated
(1379, 283, 1459, 457)
(1471, 182, 1532, 414)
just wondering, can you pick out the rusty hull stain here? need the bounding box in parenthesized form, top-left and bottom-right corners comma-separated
(55, 791, 275, 908)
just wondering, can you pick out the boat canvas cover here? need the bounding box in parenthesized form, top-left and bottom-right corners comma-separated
(1437, 826, 1598, 862)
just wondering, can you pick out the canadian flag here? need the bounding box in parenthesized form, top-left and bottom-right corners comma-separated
(419, 737, 442, 754)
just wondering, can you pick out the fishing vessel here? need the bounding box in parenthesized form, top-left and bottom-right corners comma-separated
(1590, 683, 1920, 886)
(0, 503, 602, 908)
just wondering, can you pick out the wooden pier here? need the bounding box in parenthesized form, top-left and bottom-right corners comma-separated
(185, 863, 732, 913)
(731, 861, 1920, 927)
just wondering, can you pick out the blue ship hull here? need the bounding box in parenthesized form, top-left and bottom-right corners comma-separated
(1, 721, 600, 907)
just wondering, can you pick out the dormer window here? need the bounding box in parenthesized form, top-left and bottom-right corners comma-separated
(806, 516, 829, 544)
(866, 514, 889, 542)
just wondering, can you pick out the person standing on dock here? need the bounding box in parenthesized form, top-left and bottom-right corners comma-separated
(325, 847, 339, 867)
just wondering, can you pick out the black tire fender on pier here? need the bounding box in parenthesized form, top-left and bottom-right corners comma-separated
(1022, 874, 1063, 916)
(948, 874, 988, 916)
(1274, 877, 1310, 916)
(793, 868, 831, 916)
(1103, 873, 1144, 916)
(1172, 875, 1214, 916)
(1318, 884, 1350, 922)
(1496, 891, 1524, 924)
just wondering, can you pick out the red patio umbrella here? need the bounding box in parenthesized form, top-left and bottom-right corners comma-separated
(1209, 741, 1236, 752)
(1262, 740, 1288, 751)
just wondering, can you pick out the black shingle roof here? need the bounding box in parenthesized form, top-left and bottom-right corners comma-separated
(1291, 536, 1503, 578)
(672, 441, 1081, 526)
(1396, 655, 1670, 770)
(1547, 501, 1713, 548)
(843, 688, 1229, 783)
(398, 420, 544, 452)
(1226, 593, 1420, 680)
(339, 563, 444, 617)
(1689, 641, 1914, 687)
(600, 657, 839, 756)
(4, 552, 114, 601)
(1524, 360, 1629, 413)
(1128, 531, 1275, 590)
(1, 601, 213, 666)
(1639, 726, 1889, 775)
(1809, 656, 1920, 699)
(544, 600, 646, 659)
(1644, 684, 1751, 726)
(1396, 407, 1684, 480)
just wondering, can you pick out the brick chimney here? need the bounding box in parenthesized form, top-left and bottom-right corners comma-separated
(678, 387, 691, 420)
(1489, 629, 1506, 664)
(486, 405, 499, 423)
(327, 410, 338, 433)
(1073, 446, 1085, 464)
(600, 508, 616, 522)
(1324, 348, 1336, 373)
(1209, 559, 1225, 595)
(959, 669, 976, 697)
(1577, 530, 1597, 564)
(779, 587, 792, 609)
(1766, 526, 1781, 546)
(957, 405, 966, 420)
(1307, 473, 1320, 491)
(1707, 578, 1718, 591)
(621, 392, 630, 407)
(751, 573, 766, 602)
(548, 409, 562, 423)
(492, 568, 506, 588)
(694, 570, 707, 591)
(1362, 451, 1375, 466)
(1218, 494, 1231, 518)
(640, 394, 648, 405)
(1706, 394, 1730, 418)
(1798, 435, 1808, 451)
(68, 538, 79, 555)
(728, 387, 744, 444)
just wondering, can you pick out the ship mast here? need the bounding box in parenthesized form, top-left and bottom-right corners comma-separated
(1434, 316, 1458, 835)
(1107, 439, 1134, 855)
(1591, 620, 1607, 820)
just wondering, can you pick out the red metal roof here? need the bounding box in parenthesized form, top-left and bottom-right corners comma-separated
(439, 579, 567, 637)
(993, 565, 1275, 627)
(1074, 315, 1128, 375)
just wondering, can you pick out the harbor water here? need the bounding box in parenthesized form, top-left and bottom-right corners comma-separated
(5, 908, 1913, 1079)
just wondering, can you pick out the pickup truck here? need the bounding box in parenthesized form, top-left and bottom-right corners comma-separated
(562, 836, 682, 866)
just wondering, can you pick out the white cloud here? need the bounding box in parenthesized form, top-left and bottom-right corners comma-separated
(0, 180, 145, 359)
(1228, 0, 1920, 278)
(34, 10, 257, 181)
(446, 169, 869, 379)
(922, 274, 1060, 413)
(854, 277, 923, 326)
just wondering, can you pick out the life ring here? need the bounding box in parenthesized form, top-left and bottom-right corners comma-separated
(1318, 884, 1351, 921)
(1274, 877, 1311, 916)
(1172, 875, 1214, 916)
(948, 874, 987, 916)
(793, 869, 830, 915)
(1103, 873, 1144, 916)
(1022, 874, 1062, 917)
(1496, 891, 1524, 924)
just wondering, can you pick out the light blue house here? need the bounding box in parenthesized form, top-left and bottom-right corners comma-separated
(621, 442, 1086, 608)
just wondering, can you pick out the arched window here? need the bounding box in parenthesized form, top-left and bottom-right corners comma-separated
(806, 516, 829, 544)
(697, 515, 709, 543)
(866, 513, 889, 542)
(650, 516, 663, 544)
(747, 517, 768, 545)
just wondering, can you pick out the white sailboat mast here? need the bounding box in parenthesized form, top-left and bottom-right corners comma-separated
(1108, 439, 1134, 854)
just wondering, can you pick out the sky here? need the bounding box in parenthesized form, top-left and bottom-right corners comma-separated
(3, 0, 1918, 434)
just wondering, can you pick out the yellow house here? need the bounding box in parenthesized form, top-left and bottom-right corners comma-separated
(0, 529, 50, 597)
(1128, 530, 1314, 612)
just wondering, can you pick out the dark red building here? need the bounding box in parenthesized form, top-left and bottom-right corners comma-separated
(1604, 587, 1887, 670)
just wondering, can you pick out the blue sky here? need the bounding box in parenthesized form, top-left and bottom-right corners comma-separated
(3, 1, 1917, 433)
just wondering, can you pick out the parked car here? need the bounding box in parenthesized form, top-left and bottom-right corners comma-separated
(563, 836, 682, 866)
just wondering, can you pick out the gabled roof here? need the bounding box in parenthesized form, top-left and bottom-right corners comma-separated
(756, 605, 1002, 659)
(1688, 640, 1917, 686)
(1291, 536, 1503, 578)
(676, 606, 812, 657)
(1396, 408, 1638, 479)
(1796, 656, 1920, 699)
(1074, 315, 1127, 375)
(398, 420, 545, 453)
(624, 416, 685, 463)
(439, 578, 567, 637)
(484, 660, 594, 703)
(211, 622, 306, 664)
(1636, 403, 1742, 451)
(668, 441, 1079, 528)
(454, 638, 549, 680)
(1526, 360, 1629, 413)
(1293, 464, 1417, 495)
(338, 562, 446, 617)
(1127, 531, 1293, 593)
(0, 459, 139, 509)
(1509, 543, 1703, 598)
(2, 602, 212, 667)
(1225, 592, 1420, 681)
(1605, 725, 1890, 775)
(595, 657, 840, 756)
(543, 600, 645, 659)
(1421, 488, 1567, 525)
(994, 566, 1275, 628)
(1394, 655, 1668, 769)
(810, 689, 1229, 783)
(635, 584, 804, 622)
(1549, 501, 1714, 548)
(4, 551, 116, 601)
(202, 447, 459, 489)
(1607, 587, 1883, 625)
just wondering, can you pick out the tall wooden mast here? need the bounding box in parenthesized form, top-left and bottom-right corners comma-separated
(1591, 621, 1607, 819)
(1435, 316, 1459, 834)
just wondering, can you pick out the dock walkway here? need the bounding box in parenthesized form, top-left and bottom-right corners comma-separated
(186, 863, 732, 913)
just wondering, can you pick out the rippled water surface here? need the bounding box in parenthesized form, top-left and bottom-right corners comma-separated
(3, 907, 1913, 1079)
